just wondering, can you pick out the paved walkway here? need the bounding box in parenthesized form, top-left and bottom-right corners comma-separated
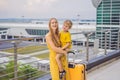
(87, 58, 120, 80)
(36, 58, 120, 80)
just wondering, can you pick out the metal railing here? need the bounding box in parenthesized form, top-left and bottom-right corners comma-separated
(0, 34, 119, 80)
(0, 38, 49, 80)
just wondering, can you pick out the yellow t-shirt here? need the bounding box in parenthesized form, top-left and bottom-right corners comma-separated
(60, 31, 72, 49)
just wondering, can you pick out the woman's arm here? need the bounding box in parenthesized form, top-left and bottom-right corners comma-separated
(46, 34, 67, 54)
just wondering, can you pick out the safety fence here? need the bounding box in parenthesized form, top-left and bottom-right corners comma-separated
(0, 33, 119, 80)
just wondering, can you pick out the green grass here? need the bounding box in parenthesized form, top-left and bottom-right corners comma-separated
(35, 53, 49, 59)
(2, 45, 48, 54)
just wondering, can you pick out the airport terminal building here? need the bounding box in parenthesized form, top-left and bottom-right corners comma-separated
(0, 23, 49, 43)
(0, 22, 96, 46)
(92, 0, 120, 50)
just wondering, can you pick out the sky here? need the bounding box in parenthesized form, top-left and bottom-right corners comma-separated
(0, 0, 96, 19)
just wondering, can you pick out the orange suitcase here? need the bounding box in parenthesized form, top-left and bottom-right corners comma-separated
(68, 51, 86, 80)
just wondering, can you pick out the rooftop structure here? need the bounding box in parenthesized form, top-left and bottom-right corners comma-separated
(91, 0, 120, 50)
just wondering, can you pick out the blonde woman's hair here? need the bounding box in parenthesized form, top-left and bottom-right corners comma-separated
(49, 18, 61, 47)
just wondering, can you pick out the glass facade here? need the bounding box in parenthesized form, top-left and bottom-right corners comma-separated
(96, 0, 120, 50)
(97, 0, 120, 25)
(26, 29, 49, 36)
(0, 28, 8, 31)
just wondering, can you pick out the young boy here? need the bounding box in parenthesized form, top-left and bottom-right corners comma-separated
(55, 20, 72, 79)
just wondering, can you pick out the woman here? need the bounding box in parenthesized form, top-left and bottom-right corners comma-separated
(45, 18, 70, 80)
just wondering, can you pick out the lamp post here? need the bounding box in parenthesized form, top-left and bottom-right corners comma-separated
(22, 16, 24, 23)
(77, 14, 80, 25)
(76, 14, 80, 46)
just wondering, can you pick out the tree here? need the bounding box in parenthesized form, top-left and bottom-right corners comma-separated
(19, 65, 38, 80)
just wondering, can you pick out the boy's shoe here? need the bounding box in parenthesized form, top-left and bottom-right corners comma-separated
(59, 70, 66, 79)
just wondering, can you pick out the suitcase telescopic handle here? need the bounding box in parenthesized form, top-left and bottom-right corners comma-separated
(68, 51, 75, 54)
(67, 50, 76, 68)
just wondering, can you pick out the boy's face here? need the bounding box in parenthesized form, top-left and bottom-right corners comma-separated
(62, 24, 70, 32)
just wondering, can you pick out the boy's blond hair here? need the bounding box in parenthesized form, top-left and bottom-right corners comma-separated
(64, 20, 72, 29)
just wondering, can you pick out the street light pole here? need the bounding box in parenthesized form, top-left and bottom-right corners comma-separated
(22, 16, 24, 23)
(76, 14, 80, 46)
(77, 14, 80, 25)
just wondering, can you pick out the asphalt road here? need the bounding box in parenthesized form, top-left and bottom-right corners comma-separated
(0, 41, 41, 50)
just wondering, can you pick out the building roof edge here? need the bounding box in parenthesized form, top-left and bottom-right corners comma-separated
(91, 0, 102, 8)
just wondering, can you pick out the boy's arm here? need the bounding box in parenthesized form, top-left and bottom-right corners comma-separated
(62, 42, 71, 50)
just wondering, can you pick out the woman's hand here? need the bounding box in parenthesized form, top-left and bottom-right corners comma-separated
(62, 50, 67, 56)
(61, 47, 70, 52)
(46, 34, 68, 54)
(64, 51, 67, 54)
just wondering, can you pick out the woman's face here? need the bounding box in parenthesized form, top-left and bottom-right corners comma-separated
(50, 19, 58, 31)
